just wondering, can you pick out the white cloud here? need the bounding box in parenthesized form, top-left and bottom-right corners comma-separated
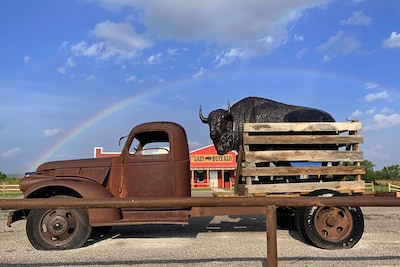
(66, 57, 76, 67)
(349, 106, 377, 119)
(296, 47, 309, 59)
(366, 144, 390, 159)
(152, 75, 165, 83)
(316, 31, 362, 61)
(214, 48, 246, 67)
(340, 11, 371, 26)
(23, 55, 30, 63)
(188, 140, 202, 149)
(1, 147, 21, 158)
(167, 48, 187, 56)
(349, 109, 363, 119)
(169, 95, 186, 101)
(67, 21, 151, 61)
(365, 106, 376, 115)
(125, 75, 136, 83)
(379, 107, 391, 114)
(146, 53, 162, 64)
(70, 41, 104, 57)
(321, 54, 336, 62)
(382, 32, 400, 48)
(371, 113, 400, 129)
(95, 0, 331, 61)
(125, 75, 144, 84)
(365, 91, 388, 102)
(57, 67, 66, 74)
(84, 74, 96, 81)
(43, 128, 63, 137)
(294, 34, 304, 41)
(90, 21, 151, 59)
(57, 57, 77, 75)
(364, 82, 380, 89)
(193, 67, 205, 78)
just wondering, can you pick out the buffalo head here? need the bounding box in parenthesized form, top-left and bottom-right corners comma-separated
(199, 102, 234, 155)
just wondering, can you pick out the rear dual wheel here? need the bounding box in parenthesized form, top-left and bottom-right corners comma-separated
(295, 190, 364, 249)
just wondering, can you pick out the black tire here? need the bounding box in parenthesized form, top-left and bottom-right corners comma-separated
(295, 189, 364, 249)
(277, 207, 296, 229)
(91, 226, 113, 237)
(26, 205, 92, 250)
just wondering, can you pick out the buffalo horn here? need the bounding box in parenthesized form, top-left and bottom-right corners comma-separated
(199, 106, 208, 123)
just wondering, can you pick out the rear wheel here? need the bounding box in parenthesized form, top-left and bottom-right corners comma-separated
(26, 199, 92, 250)
(295, 190, 364, 249)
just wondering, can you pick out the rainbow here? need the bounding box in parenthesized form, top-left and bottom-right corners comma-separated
(29, 67, 398, 170)
(30, 83, 171, 170)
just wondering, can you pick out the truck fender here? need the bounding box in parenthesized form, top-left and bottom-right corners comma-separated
(23, 179, 121, 225)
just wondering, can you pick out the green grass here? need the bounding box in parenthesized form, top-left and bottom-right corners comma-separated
(0, 192, 22, 198)
(372, 184, 389, 192)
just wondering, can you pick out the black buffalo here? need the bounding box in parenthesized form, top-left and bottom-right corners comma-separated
(199, 97, 335, 155)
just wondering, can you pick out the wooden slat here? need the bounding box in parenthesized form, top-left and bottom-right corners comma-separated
(245, 150, 364, 163)
(241, 166, 365, 177)
(244, 122, 362, 133)
(246, 180, 365, 194)
(244, 135, 364, 145)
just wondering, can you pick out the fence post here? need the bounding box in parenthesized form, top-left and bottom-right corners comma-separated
(388, 183, 391, 192)
(2, 183, 5, 196)
(266, 205, 278, 267)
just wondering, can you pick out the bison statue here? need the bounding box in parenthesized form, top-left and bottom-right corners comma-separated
(199, 96, 335, 155)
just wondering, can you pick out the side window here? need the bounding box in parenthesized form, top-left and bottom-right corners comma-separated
(129, 131, 170, 155)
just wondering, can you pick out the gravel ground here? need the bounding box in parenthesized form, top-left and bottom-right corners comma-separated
(0, 198, 399, 267)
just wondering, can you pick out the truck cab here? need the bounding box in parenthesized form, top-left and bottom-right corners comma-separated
(8, 121, 191, 250)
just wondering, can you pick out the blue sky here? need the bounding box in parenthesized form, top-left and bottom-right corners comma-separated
(1, 0, 400, 174)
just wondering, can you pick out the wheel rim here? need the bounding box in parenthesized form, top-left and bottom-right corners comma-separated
(313, 207, 354, 242)
(39, 209, 80, 246)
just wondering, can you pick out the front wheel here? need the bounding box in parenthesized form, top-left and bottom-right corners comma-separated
(26, 207, 92, 250)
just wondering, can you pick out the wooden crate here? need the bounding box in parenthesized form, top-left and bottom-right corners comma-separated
(236, 121, 366, 195)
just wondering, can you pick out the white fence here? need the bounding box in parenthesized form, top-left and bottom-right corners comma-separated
(1, 183, 21, 196)
(388, 183, 400, 192)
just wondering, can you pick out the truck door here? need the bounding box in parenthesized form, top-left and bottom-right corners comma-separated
(120, 130, 175, 198)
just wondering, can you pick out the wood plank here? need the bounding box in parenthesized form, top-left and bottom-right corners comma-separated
(244, 122, 362, 132)
(245, 180, 365, 194)
(245, 150, 364, 163)
(244, 135, 364, 145)
(241, 166, 366, 176)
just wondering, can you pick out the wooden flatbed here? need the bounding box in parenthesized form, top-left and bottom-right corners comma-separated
(235, 121, 366, 196)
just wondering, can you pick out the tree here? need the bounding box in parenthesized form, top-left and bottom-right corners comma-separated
(381, 164, 400, 180)
(0, 172, 7, 182)
(361, 160, 376, 182)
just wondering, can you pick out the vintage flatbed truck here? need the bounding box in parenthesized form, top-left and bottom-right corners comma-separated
(7, 121, 368, 250)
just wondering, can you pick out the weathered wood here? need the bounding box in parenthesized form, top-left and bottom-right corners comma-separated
(246, 180, 366, 194)
(244, 122, 362, 132)
(237, 121, 366, 195)
(245, 150, 364, 163)
(244, 135, 364, 145)
(241, 166, 365, 177)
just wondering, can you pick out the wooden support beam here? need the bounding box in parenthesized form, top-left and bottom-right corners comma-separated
(241, 166, 365, 176)
(244, 122, 362, 132)
(245, 150, 364, 163)
(246, 180, 366, 194)
(266, 205, 278, 267)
